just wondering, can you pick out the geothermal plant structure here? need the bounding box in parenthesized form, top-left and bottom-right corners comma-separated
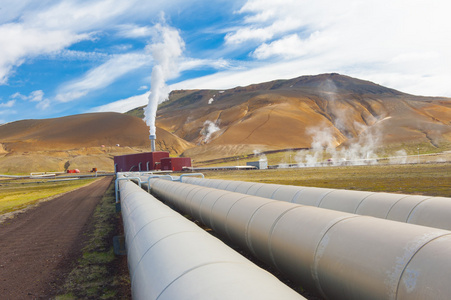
(116, 173, 451, 300)
(113, 136, 191, 172)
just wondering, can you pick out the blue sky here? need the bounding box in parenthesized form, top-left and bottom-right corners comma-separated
(1, 0, 450, 124)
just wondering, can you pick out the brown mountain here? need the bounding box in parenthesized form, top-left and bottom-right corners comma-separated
(145, 73, 450, 159)
(1, 73, 450, 173)
(0, 112, 193, 173)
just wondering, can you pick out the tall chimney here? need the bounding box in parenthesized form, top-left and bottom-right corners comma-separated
(149, 134, 156, 152)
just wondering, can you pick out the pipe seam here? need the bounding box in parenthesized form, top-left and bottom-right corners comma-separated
(207, 193, 238, 233)
(269, 186, 283, 199)
(405, 197, 433, 224)
(195, 189, 221, 224)
(267, 206, 309, 270)
(224, 195, 255, 241)
(235, 181, 254, 194)
(383, 194, 412, 219)
(130, 230, 204, 283)
(311, 215, 363, 299)
(155, 261, 256, 300)
(126, 215, 178, 252)
(123, 190, 160, 216)
(316, 189, 338, 208)
(394, 232, 451, 299)
(353, 191, 376, 214)
(290, 188, 306, 203)
(245, 200, 279, 257)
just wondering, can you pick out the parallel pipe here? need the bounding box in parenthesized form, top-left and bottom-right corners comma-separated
(149, 179, 451, 300)
(181, 177, 451, 231)
(119, 180, 304, 300)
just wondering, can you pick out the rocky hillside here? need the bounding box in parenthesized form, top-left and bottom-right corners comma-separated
(131, 73, 451, 159)
(1, 73, 450, 173)
(0, 112, 193, 173)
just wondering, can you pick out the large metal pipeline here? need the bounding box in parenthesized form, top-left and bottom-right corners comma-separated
(180, 177, 451, 231)
(119, 179, 304, 300)
(148, 178, 451, 300)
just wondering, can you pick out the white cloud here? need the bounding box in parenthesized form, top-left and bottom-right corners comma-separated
(0, 100, 15, 108)
(36, 98, 51, 110)
(48, 49, 109, 61)
(9, 90, 51, 110)
(90, 92, 150, 113)
(210, 0, 451, 97)
(180, 58, 231, 72)
(0, 0, 183, 85)
(21, 0, 134, 32)
(10, 92, 27, 100)
(116, 24, 154, 38)
(55, 53, 150, 102)
(252, 31, 333, 60)
(29, 90, 44, 102)
(0, 23, 90, 84)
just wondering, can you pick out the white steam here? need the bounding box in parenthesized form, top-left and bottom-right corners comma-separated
(202, 120, 220, 143)
(144, 23, 185, 137)
(253, 149, 267, 162)
(295, 80, 381, 167)
(389, 150, 409, 164)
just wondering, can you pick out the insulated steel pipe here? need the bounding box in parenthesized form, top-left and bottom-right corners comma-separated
(149, 179, 451, 300)
(181, 177, 451, 231)
(119, 180, 304, 300)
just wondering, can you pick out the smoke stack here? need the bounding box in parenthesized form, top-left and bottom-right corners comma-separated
(149, 134, 156, 152)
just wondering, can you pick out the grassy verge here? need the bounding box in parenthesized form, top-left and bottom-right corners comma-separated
(0, 178, 97, 214)
(200, 162, 451, 197)
(55, 180, 130, 300)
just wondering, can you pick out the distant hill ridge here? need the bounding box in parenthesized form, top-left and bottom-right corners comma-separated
(126, 73, 405, 118)
(130, 73, 451, 159)
(1, 73, 450, 173)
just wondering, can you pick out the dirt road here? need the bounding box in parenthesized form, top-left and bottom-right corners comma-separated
(0, 176, 112, 299)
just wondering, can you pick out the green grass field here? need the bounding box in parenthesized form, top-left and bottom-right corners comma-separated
(0, 178, 97, 215)
(199, 162, 451, 197)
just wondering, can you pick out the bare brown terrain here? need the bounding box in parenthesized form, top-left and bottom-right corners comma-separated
(0, 112, 193, 173)
(0, 176, 112, 299)
(1, 73, 450, 173)
(153, 74, 451, 159)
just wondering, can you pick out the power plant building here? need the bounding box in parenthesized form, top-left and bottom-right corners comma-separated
(114, 152, 169, 172)
(160, 157, 192, 171)
(246, 160, 268, 169)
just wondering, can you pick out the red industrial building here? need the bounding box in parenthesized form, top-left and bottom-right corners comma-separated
(160, 157, 192, 171)
(114, 152, 169, 172)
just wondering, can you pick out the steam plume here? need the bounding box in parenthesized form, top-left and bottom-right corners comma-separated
(202, 120, 220, 143)
(144, 22, 184, 137)
(295, 80, 381, 167)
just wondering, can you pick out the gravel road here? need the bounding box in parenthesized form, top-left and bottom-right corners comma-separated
(0, 176, 112, 299)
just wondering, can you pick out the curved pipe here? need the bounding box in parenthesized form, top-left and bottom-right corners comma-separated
(149, 179, 451, 300)
(118, 180, 304, 300)
(181, 177, 451, 231)
(179, 173, 205, 181)
(115, 175, 142, 203)
(142, 175, 175, 192)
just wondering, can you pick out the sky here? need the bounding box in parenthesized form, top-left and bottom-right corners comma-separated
(1, 0, 450, 125)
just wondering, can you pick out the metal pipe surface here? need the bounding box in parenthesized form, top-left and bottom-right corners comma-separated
(149, 179, 451, 300)
(181, 177, 451, 231)
(119, 180, 304, 300)
(149, 134, 156, 152)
